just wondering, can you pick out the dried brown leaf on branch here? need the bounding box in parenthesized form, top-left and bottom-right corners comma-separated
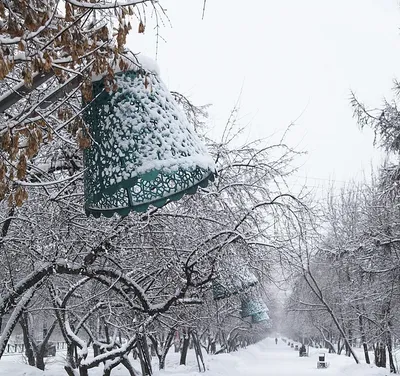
(77, 128, 91, 150)
(138, 20, 145, 33)
(1, 130, 11, 152)
(14, 185, 28, 207)
(0, 162, 6, 181)
(16, 153, 27, 180)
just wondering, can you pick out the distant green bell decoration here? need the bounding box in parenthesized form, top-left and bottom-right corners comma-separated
(83, 54, 215, 217)
(251, 310, 270, 324)
(241, 296, 268, 318)
(212, 280, 232, 301)
(212, 267, 258, 300)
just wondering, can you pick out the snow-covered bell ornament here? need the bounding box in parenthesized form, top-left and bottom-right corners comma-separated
(212, 267, 258, 300)
(240, 296, 268, 318)
(83, 54, 215, 217)
(251, 310, 270, 324)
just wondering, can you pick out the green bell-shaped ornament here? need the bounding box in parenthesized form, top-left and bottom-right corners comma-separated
(212, 280, 232, 301)
(251, 310, 270, 324)
(212, 267, 258, 301)
(83, 54, 215, 217)
(240, 296, 268, 318)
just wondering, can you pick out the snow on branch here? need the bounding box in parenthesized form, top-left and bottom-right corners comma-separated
(0, 288, 35, 358)
(65, 320, 89, 362)
(65, 0, 155, 9)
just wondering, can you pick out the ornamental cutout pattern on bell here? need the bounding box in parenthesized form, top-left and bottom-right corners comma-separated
(83, 53, 215, 217)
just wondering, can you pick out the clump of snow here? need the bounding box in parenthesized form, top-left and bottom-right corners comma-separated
(91, 51, 160, 82)
(134, 53, 160, 76)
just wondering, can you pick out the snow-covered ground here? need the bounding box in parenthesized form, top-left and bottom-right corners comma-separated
(0, 338, 390, 376)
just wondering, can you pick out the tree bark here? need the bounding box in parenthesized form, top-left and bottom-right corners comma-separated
(192, 331, 206, 372)
(66, 344, 77, 369)
(180, 329, 191, 365)
(386, 333, 396, 373)
(20, 314, 35, 366)
(362, 342, 370, 365)
(79, 366, 89, 376)
(159, 329, 175, 370)
(374, 342, 386, 368)
(64, 365, 77, 376)
(357, 309, 370, 364)
(137, 335, 152, 376)
(209, 336, 216, 354)
(35, 350, 46, 371)
(121, 357, 137, 376)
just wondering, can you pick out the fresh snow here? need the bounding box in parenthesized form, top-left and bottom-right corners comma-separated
(91, 51, 160, 82)
(0, 362, 44, 376)
(86, 53, 215, 196)
(0, 337, 391, 376)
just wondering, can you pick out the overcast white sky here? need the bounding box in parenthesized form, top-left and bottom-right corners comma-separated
(128, 0, 400, 196)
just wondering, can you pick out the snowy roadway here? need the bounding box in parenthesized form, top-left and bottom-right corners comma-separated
(195, 338, 389, 376)
(0, 338, 391, 375)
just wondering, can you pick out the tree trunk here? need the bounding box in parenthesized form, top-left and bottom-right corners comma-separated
(192, 331, 206, 372)
(149, 343, 156, 357)
(180, 329, 191, 365)
(64, 365, 77, 376)
(357, 310, 370, 364)
(121, 357, 137, 376)
(137, 335, 152, 376)
(103, 361, 120, 376)
(374, 342, 386, 368)
(74, 344, 79, 366)
(93, 343, 100, 358)
(159, 329, 175, 370)
(386, 308, 397, 374)
(345, 342, 351, 357)
(362, 343, 370, 365)
(386, 333, 396, 373)
(210, 338, 216, 354)
(345, 328, 352, 357)
(35, 349, 45, 371)
(66, 344, 76, 369)
(337, 337, 345, 355)
(0, 288, 35, 358)
(20, 314, 35, 366)
(159, 355, 166, 370)
(79, 366, 89, 376)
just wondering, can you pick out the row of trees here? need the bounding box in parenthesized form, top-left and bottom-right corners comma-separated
(0, 80, 301, 375)
(282, 82, 400, 373)
(0, 1, 306, 375)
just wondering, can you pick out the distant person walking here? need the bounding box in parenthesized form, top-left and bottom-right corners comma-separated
(275, 338, 278, 345)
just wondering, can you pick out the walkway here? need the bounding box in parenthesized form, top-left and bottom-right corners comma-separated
(206, 338, 385, 376)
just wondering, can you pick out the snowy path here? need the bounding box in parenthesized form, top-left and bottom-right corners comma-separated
(0, 338, 390, 376)
(201, 338, 388, 376)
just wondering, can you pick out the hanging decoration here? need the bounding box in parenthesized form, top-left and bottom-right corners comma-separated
(212, 266, 258, 300)
(240, 294, 272, 325)
(240, 296, 268, 318)
(82, 53, 215, 217)
(251, 310, 270, 324)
